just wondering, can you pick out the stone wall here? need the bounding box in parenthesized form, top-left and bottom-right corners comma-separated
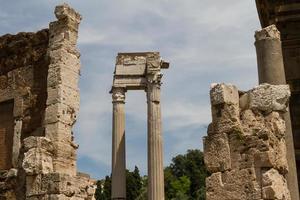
(0, 23, 49, 200)
(0, 4, 95, 200)
(204, 83, 291, 200)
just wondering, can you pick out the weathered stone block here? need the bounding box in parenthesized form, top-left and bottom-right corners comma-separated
(205, 83, 291, 200)
(23, 136, 53, 152)
(55, 3, 82, 23)
(211, 104, 240, 133)
(52, 141, 77, 176)
(26, 175, 45, 197)
(45, 122, 73, 143)
(249, 84, 290, 113)
(42, 173, 75, 196)
(255, 24, 281, 40)
(47, 84, 80, 110)
(48, 49, 80, 71)
(206, 169, 261, 200)
(23, 148, 53, 175)
(44, 103, 77, 125)
(204, 133, 231, 173)
(210, 83, 239, 105)
(262, 169, 290, 199)
(265, 112, 286, 138)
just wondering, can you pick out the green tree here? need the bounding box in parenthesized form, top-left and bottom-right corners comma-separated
(126, 166, 142, 199)
(94, 180, 103, 200)
(95, 175, 111, 200)
(168, 149, 207, 199)
(95, 149, 207, 200)
(170, 176, 191, 196)
(165, 172, 191, 199)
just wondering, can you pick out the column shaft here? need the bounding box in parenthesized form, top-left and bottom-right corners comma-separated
(255, 25, 299, 200)
(111, 89, 126, 200)
(147, 83, 165, 200)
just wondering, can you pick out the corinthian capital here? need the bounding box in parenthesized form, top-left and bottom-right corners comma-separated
(147, 72, 163, 85)
(112, 87, 126, 103)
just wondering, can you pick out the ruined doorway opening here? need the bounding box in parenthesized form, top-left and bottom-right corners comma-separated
(0, 100, 14, 170)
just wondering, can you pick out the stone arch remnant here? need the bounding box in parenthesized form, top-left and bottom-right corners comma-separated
(110, 52, 169, 200)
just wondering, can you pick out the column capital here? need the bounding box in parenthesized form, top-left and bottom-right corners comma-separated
(112, 87, 126, 103)
(146, 71, 163, 86)
(146, 75, 161, 104)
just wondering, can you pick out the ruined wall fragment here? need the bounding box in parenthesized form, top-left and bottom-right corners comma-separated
(204, 83, 291, 200)
(0, 4, 95, 200)
(44, 3, 82, 177)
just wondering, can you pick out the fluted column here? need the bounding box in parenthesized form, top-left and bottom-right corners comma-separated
(147, 75, 165, 200)
(255, 25, 299, 200)
(111, 87, 126, 200)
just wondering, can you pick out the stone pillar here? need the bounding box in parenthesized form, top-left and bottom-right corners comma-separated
(255, 25, 299, 200)
(147, 77, 165, 200)
(44, 4, 82, 176)
(111, 87, 126, 200)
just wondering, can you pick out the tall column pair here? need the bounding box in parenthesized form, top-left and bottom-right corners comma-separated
(111, 82, 164, 200)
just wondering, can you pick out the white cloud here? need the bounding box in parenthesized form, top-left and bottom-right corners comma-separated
(163, 101, 211, 132)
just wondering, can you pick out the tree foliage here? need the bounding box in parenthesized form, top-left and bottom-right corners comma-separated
(95, 149, 208, 200)
(126, 166, 143, 199)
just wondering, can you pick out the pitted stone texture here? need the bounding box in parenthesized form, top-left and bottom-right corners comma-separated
(25, 173, 95, 199)
(44, 3, 81, 176)
(262, 169, 290, 200)
(0, 169, 17, 200)
(206, 169, 261, 200)
(255, 24, 281, 40)
(0, 3, 95, 200)
(24, 136, 54, 152)
(210, 83, 239, 105)
(210, 83, 240, 134)
(204, 83, 291, 200)
(204, 130, 231, 173)
(23, 147, 53, 175)
(55, 3, 82, 23)
(249, 84, 290, 113)
(22, 137, 54, 176)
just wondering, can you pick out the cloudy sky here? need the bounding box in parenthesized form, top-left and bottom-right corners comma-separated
(0, 0, 261, 179)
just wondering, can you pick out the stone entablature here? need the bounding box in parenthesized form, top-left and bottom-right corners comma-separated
(112, 52, 169, 91)
(204, 83, 291, 200)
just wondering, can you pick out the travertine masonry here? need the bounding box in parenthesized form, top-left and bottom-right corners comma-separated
(204, 83, 291, 200)
(0, 4, 95, 200)
(45, 2, 81, 177)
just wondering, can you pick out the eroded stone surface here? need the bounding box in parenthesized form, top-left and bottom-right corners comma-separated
(0, 4, 95, 200)
(204, 83, 291, 200)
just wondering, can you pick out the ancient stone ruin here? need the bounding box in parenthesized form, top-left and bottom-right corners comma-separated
(111, 52, 169, 200)
(203, 23, 298, 200)
(0, 4, 95, 200)
(256, 1, 300, 198)
(204, 83, 291, 200)
(1, 1, 300, 200)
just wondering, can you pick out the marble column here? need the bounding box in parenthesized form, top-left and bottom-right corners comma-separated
(111, 87, 126, 200)
(147, 77, 165, 200)
(255, 25, 299, 200)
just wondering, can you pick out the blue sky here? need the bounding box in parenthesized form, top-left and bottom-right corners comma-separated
(0, 0, 261, 179)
